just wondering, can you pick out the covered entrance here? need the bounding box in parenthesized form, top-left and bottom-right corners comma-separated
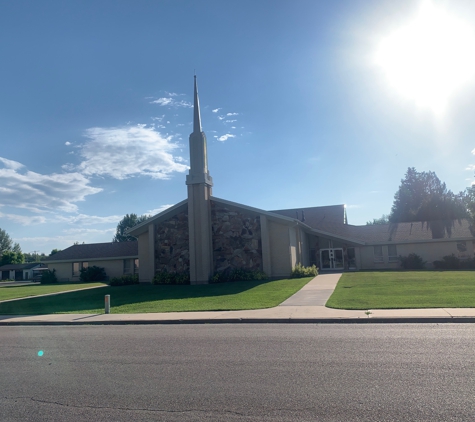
(320, 248, 344, 270)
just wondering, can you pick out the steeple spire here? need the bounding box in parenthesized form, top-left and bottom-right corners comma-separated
(186, 75, 212, 188)
(193, 75, 202, 134)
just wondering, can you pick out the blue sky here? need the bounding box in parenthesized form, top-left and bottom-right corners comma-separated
(2, 0, 475, 254)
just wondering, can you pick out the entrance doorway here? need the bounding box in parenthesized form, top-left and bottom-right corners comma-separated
(320, 248, 344, 270)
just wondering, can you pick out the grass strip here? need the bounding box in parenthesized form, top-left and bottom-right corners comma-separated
(326, 271, 475, 309)
(0, 277, 313, 314)
(0, 283, 107, 301)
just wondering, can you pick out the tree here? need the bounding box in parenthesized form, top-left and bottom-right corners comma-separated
(0, 228, 13, 255)
(389, 167, 467, 238)
(113, 214, 149, 242)
(0, 251, 24, 266)
(49, 249, 61, 256)
(366, 214, 390, 225)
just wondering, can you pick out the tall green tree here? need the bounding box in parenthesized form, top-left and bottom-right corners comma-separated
(113, 214, 149, 242)
(0, 228, 13, 255)
(0, 251, 24, 265)
(389, 167, 467, 237)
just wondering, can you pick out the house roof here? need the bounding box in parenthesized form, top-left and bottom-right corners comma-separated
(306, 219, 474, 244)
(0, 263, 46, 271)
(43, 242, 138, 262)
(271, 205, 347, 226)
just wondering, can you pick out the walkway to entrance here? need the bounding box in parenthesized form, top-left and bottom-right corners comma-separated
(279, 273, 342, 306)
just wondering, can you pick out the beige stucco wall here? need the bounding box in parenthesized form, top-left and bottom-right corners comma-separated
(268, 220, 292, 278)
(47, 259, 128, 282)
(358, 240, 474, 270)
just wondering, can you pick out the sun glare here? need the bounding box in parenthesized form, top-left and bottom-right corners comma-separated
(375, 1, 475, 114)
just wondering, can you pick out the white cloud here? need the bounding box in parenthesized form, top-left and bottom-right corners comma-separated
(57, 213, 122, 225)
(226, 112, 239, 116)
(217, 134, 236, 142)
(217, 116, 225, 120)
(466, 164, 475, 171)
(0, 157, 102, 212)
(146, 204, 174, 215)
(0, 212, 46, 225)
(226, 119, 237, 123)
(151, 98, 192, 108)
(65, 141, 72, 146)
(75, 126, 188, 180)
(62, 227, 115, 235)
(151, 97, 173, 106)
(0, 157, 24, 171)
(212, 108, 221, 113)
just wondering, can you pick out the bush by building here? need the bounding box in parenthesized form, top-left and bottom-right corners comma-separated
(398, 253, 426, 270)
(79, 266, 107, 282)
(40, 269, 58, 284)
(153, 270, 190, 285)
(290, 263, 318, 278)
(109, 274, 139, 286)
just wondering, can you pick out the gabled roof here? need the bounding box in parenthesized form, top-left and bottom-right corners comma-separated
(43, 242, 138, 262)
(0, 263, 46, 271)
(307, 219, 474, 244)
(271, 205, 347, 226)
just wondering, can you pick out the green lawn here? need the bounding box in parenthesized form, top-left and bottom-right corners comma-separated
(0, 277, 312, 314)
(326, 271, 475, 309)
(0, 282, 107, 302)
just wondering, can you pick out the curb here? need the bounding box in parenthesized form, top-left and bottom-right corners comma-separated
(2, 317, 475, 326)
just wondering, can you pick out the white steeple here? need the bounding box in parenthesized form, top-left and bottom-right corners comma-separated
(186, 75, 213, 187)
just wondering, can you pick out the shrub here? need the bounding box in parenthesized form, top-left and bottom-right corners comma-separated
(433, 255, 475, 270)
(153, 270, 190, 285)
(109, 274, 139, 286)
(40, 269, 58, 284)
(291, 263, 318, 278)
(398, 253, 426, 270)
(79, 265, 107, 282)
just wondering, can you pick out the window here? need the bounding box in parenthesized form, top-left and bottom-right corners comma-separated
(73, 262, 80, 276)
(134, 259, 139, 274)
(373, 246, 384, 263)
(388, 245, 398, 262)
(123, 259, 132, 275)
(347, 247, 356, 269)
(72, 262, 88, 277)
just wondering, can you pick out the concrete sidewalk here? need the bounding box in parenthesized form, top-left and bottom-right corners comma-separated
(1, 273, 475, 325)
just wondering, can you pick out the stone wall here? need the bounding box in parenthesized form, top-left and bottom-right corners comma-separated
(155, 211, 189, 273)
(211, 202, 262, 273)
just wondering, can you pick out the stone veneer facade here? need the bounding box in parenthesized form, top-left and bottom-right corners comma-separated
(211, 201, 263, 273)
(154, 211, 190, 273)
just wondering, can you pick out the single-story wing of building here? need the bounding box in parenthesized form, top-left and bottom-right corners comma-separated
(43, 242, 138, 282)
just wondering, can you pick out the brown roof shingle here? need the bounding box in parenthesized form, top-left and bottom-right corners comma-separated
(43, 242, 138, 262)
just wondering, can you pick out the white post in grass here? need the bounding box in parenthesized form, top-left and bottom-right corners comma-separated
(105, 295, 110, 314)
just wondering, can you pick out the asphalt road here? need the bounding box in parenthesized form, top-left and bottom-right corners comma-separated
(1, 324, 475, 421)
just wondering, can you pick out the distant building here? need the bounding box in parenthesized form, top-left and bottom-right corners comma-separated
(0, 263, 46, 281)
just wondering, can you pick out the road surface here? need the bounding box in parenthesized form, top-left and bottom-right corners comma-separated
(1, 324, 474, 421)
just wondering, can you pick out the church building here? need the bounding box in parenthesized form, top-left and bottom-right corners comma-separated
(127, 77, 475, 284)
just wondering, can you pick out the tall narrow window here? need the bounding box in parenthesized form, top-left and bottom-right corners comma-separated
(73, 262, 80, 276)
(347, 247, 356, 269)
(123, 259, 132, 274)
(373, 246, 384, 263)
(134, 259, 139, 274)
(388, 245, 398, 262)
